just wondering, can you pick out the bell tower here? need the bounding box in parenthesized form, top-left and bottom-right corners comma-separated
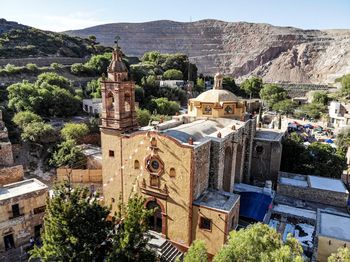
(101, 47, 138, 131)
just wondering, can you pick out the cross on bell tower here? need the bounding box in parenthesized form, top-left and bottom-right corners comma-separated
(101, 46, 138, 131)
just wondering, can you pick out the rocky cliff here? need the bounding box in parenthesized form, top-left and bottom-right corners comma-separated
(66, 20, 350, 84)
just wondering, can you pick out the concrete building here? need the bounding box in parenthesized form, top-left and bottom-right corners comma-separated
(0, 178, 48, 251)
(159, 80, 185, 89)
(277, 171, 349, 208)
(315, 209, 350, 262)
(100, 47, 283, 256)
(82, 98, 102, 115)
(328, 101, 350, 128)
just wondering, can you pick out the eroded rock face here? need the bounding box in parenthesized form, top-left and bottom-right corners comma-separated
(67, 20, 350, 84)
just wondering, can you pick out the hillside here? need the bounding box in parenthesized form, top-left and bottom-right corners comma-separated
(0, 18, 108, 59)
(66, 19, 350, 84)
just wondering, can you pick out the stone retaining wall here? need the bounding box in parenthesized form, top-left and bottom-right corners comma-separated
(277, 181, 348, 207)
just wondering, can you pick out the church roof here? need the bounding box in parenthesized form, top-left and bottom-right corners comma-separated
(162, 118, 242, 144)
(108, 48, 128, 73)
(193, 89, 239, 104)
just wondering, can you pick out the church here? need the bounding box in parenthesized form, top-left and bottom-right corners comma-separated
(100, 47, 283, 255)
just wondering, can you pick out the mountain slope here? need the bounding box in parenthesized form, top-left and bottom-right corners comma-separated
(66, 20, 350, 84)
(0, 18, 107, 58)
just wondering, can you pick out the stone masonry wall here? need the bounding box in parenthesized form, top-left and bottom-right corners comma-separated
(0, 165, 24, 186)
(277, 184, 348, 207)
(193, 141, 211, 200)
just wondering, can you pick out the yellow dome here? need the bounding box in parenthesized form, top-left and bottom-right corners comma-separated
(194, 89, 239, 103)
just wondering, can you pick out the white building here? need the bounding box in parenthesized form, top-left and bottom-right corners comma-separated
(159, 80, 185, 89)
(328, 101, 350, 128)
(83, 99, 102, 115)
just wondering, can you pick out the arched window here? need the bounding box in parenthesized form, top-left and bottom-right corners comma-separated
(203, 105, 212, 115)
(124, 92, 131, 112)
(106, 92, 114, 110)
(134, 160, 140, 169)
(169, 168, 176, 178)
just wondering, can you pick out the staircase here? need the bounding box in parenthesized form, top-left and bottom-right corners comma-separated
(147, 231, 183, 262)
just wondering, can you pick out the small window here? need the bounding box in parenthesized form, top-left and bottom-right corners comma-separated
(255, 145, 264, 154)
(225, 105, 233, 114)
(134, 160, 140, 169)
(111, 198, 115, 203)
(199, 216, 212, 231)
(231, 216, 235, 230)
(150, 174, 160, 188)
(11, 204, 20, 218)
(33, 206, 46, 215)
(169, 168, 176, 178)
(109, 150, 115, 157)
(203, 105, 212, 115)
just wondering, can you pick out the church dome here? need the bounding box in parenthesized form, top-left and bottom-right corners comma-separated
(195, 89, 239, 103)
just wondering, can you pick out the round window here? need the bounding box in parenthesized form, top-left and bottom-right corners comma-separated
(151, 160, 160, 171)
(256, 145, 264, 154)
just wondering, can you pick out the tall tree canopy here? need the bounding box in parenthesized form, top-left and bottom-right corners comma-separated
(213, 223, 303, 262)
(30, 184, 113, 261)
(240, 76, 263, 98)
(260, 84, 287, 109)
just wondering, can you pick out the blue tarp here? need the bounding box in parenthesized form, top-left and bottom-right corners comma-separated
(239, 192, 273, 222)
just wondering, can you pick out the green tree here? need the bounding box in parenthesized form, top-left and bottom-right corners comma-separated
(60, 123, 89, 142)
(240, 76, 263, 98)
(272, 99, 297, 115)
(87, 35, 99, 54)
(163, 69, 183, 80)
(36, 72, 72, 91)
(183, 240, 208, 262)
(85, 53, 112, 75)
(12, 111, 42, 129)
(50, 139, 87, 168)
(195, 78, 205, 93)
(281, 137, 346, 179)
(150, 97, 179, 115)
(260, 84, 287, 109)
(7, 81, 41, 112)
(21, 122, 56, 144)
(141, 51, 160, 63)
(340, 74, 350, 95)
(222, 77, 240, 95)
(136, 108, 151, 127)
(107, 195, 156, 262)
(297, 102, 327, 120)
(328, 247, 350, 262)
(87, 78, 102, 98)
(213, 223, 303, 262)
(336, 127, 350, 152)
(312, 91, 329, 105)
(30, 184, 113, 261)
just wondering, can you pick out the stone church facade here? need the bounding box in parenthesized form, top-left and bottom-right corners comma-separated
(101, 47, 282, 255)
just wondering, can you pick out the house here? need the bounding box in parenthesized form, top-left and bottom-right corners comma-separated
(315, 209, 350, 262)
(100, 47, 284, 256)
(82, 98, 102, 115)
(0, 179, 48, 251)
(328, 101, 350, 128)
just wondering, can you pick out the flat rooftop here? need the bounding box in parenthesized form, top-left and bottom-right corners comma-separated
(81, 144, 102, 160)
(254, 129, 284, 141)
(279, 172, 348, 194)
(272, 204, 316, 220)
(0, 178, 48, 201)
(234, 183, 274, 197)
(193, 189, 240, 213)
(309, 176, 348, 193)
(318, 209, 350, 241)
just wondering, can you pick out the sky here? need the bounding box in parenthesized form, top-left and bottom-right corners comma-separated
(0, 0, 349, 32)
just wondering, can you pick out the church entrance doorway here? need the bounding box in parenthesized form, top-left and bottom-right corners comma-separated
(146, 200, 162, 233)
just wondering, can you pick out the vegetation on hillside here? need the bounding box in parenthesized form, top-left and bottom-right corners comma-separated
(0, 27, 110, 58)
